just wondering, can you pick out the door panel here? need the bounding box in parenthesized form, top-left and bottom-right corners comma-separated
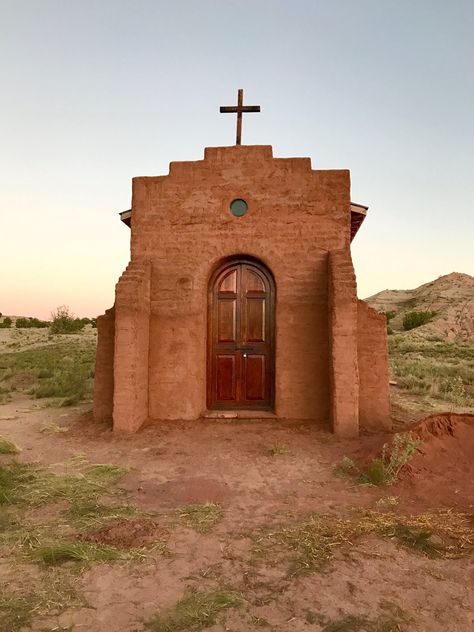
(217, 299, 237, 342)
(244, 297, 265, 342)
(208, 260, 275, 410)
(243, 355, 266, 401)
(216, 355, 236, 400)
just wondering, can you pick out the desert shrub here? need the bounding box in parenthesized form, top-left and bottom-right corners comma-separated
(402, 310, 438, 331)
(337, 433, 421, 486)
(0, 317, 12, 329)
(50, 306, 84, 335)
(79, 317, 97, 328)
(440, 375, 468, 406)
(384, 310, 396, 323)
(361, 433, 421, 485)
(15, 317, 49, 329)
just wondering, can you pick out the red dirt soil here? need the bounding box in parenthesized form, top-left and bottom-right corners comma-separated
(399, 413, 474, 513)
(79, 518, 168, 549)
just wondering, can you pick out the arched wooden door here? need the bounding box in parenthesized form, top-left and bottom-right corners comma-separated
(207, 259, 275, 411)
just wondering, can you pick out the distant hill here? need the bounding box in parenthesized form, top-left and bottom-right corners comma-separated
(365, 272, 474, 342)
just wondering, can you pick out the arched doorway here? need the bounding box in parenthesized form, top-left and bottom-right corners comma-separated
(207, 258, 275, 411)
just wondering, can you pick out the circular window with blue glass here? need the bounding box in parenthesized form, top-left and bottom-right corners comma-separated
(230, 198, 248, 217)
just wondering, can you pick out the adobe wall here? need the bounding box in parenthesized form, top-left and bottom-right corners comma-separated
(357, 300, 392, 430)
(112, 261, 151, 432)
(328, 249, 359, 437)
(128, 145, 352, 422)
(93, 307, 115, 422)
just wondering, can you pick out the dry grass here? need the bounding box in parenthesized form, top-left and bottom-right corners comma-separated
(0, 460, 127, 508)
(0, 435, 20, 454)
(254, 509, 473, 574)
(178, 503, 224, 533)
(0, 570, 82, 632)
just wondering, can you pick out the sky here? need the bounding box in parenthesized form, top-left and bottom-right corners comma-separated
(1, 0, 473, 319)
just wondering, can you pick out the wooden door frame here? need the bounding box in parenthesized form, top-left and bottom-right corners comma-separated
(206, 256, 276, 411)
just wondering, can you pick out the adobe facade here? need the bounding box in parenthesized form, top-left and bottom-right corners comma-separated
(93, 145, 391, 436)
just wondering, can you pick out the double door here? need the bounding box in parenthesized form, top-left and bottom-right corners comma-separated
(208, 260, 275, 410)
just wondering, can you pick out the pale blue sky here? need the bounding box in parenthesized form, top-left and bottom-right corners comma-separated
(1, 0, 473, 318)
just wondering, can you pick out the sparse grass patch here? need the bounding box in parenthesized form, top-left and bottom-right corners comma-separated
(0, 460, 127, 508)
(0, 591, 33, 632)
(0, 435, 20, 454)
(389, 335, 474, 408)
(65, 500, 142, 527)
(0, 570, 82, 632)
(253, 509, 473, 574)
(144, 589, 240, 632)
(178, 503, 223, 533)
(0, 339, 95, 403)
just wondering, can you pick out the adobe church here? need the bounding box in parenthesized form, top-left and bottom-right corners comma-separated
(93, 90, 391, 437)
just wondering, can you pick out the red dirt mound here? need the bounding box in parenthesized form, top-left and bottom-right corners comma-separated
(410, 412, 473, 442)
(79, 518, 167, 548)
(400, 412, 474, 512)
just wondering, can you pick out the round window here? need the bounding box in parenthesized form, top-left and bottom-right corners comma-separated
(230, 198, 248, 217)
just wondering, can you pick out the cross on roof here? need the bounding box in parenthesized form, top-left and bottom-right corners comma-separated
(220, 89, 260, 145)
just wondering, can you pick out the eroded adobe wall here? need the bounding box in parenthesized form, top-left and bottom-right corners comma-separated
(328, 249, 359, 437)
(93, 307, 115, 423)
(357, 300, 391, 430)
(129, 145, 351, 421)
(112, 261, 151, 432)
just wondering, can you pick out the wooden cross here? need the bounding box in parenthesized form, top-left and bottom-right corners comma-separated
(220, 89, 260, 145)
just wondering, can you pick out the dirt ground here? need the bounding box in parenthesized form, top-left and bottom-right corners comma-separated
(0, 393, 473, 632)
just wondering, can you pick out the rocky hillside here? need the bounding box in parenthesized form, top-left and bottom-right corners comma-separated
(365, 272, 474, 342)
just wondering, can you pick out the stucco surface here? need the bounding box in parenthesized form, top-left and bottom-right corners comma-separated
(93, 145, 390, 435)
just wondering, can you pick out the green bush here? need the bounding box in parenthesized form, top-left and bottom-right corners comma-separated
(402, 310, 438, 331)
(0, 317, 12, 329)
(360, 433, 421, 485)
(15, 317, 49, 329)
(50, 306, 85, 335)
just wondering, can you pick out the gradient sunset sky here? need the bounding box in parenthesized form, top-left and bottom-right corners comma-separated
(1, 0, 473, 319)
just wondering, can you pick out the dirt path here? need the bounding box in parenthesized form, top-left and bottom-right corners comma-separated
(1, 397, 473, 631)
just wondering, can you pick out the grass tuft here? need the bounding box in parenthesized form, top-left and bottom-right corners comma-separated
(268, 443, 286, 457)
(144, 589, 240, 632)
(31, 541, 126, 565)
(0, 436, 20, 454)
(178, 503, 223, 533)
